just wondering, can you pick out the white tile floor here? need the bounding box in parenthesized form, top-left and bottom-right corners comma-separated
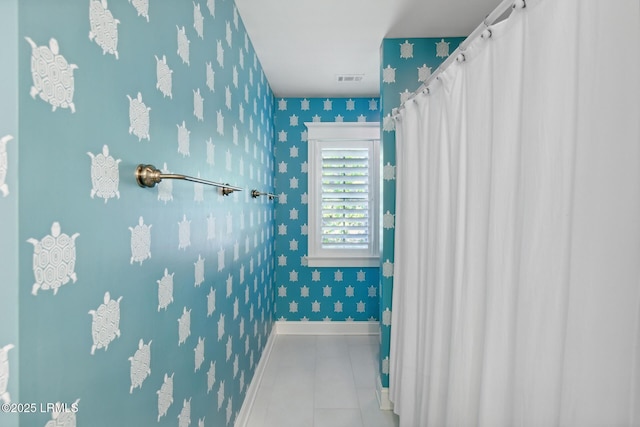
(246, 334, 400, 427)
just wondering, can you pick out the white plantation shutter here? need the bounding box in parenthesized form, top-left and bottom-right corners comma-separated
(306, 122, 380, 267)
(321, 148, 370, 248)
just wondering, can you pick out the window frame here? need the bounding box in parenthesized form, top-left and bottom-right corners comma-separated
(306, 122, 380, 267)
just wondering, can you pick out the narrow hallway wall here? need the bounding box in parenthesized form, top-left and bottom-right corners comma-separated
(15, 1, 275, 425)
(273, 98, 380, 322)
(379, 37, 464, 388)
(0, 1, 19, 427)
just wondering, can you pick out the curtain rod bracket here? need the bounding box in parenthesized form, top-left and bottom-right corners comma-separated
(221, 185, 235, 196)
(135, 164, 162, 188)
(251, 189, 276, 200)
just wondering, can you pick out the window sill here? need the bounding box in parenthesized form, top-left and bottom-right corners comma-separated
(307, 256, 380, 268)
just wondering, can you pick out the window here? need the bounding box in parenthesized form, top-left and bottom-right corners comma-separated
(306, 122, 380, 267)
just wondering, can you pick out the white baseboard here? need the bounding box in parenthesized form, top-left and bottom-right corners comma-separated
(376, 374, 394, 411)
(234, 327, 277, 427)
(235, 320, 381, 426)
(275, 320, 379, 335)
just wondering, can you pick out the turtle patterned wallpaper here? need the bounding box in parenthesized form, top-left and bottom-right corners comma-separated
(272, 98, 381, 322)
(13, 0, 275, 425)
(378, 37, 464, 387)
(0, 2, 19, 427)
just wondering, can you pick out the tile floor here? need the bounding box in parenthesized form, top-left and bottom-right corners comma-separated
(245, 334, 400, 427)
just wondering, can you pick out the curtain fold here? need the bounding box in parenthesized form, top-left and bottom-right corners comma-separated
(389, 0, 640, 426)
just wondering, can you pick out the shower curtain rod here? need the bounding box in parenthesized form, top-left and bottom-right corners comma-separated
(392, 0, 518, 118)
(135, 164, 243, 195)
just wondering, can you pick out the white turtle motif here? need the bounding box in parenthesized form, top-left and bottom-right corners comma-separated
(28, 222, 80, 296)
(129, 216, 152, 265)
(226, 213, 233, 236)
(383, 211, 395, 229)
(225, 86, 231, 110)
(216, 40, 224, 68)
(382, 308, 392, 326)
(25, 37, 78, 113)
(418, 64, 431, 83)
(232, 66, 238, 88)
(194, 336, 205, 372)
(226, 396, 233, 424)
(157, 372, 174, 422)
(383, 162, 395, 180)
(0, 344, 14, 404)
(178, 398, 191, 427)
(206, 213, 216, 241)
(89, 291, 122, 355)
(206, 287, 215, 317)
(177, 121, 190, 157)
(194, 254, 204, 287)
(226, 273, 232, 297)
(194, 88, 204, 121)
(127, 92, 151, 141)
(193, 2, 204, 39)
(129, 0, 149, 22)
(226, 335, 232, 361)
(157, 268, 174, 311)
(383, 115, 395, 132)
(233, 354, 238, 377)
(129, 339, 152, 393)
(217, 313, 225, 341)
(178, 214, 191, 250)
(216, 109, 224, 136)
(217, 380, 224, 409)
(206, 62, 215, 92)
(382, 259, 394, 278)
(157, 163, 173, 203)
(44, 399, 80, 427)
(206, 361, 216, 393)
(194, 173, 204, 202)
(0, 135, 13, 197)
(436, 38, 450, 58)
(225, 21, 232, 47)
(178, 307, 191, 346)
(155, 55, 173, 99)
(87, 144, 121, 203)
(206, 138, 214, 166)
(177, 26, 190, 65)
(89, 0, 120, 59)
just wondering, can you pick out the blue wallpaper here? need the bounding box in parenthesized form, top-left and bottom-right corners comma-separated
(379, 37, 464, 387)
(12, 0, 275, 425)
(0, 1, 19, 427)
(273, 98, 381, 321)
(2, 3, 467, 422)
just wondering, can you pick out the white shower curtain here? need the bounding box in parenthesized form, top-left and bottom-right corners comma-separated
(390, 1, 640, 426)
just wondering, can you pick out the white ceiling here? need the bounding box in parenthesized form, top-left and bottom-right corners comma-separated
(234, 0, 503, 98)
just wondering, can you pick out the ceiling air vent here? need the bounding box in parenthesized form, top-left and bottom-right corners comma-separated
(336, 74, 364, 83)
